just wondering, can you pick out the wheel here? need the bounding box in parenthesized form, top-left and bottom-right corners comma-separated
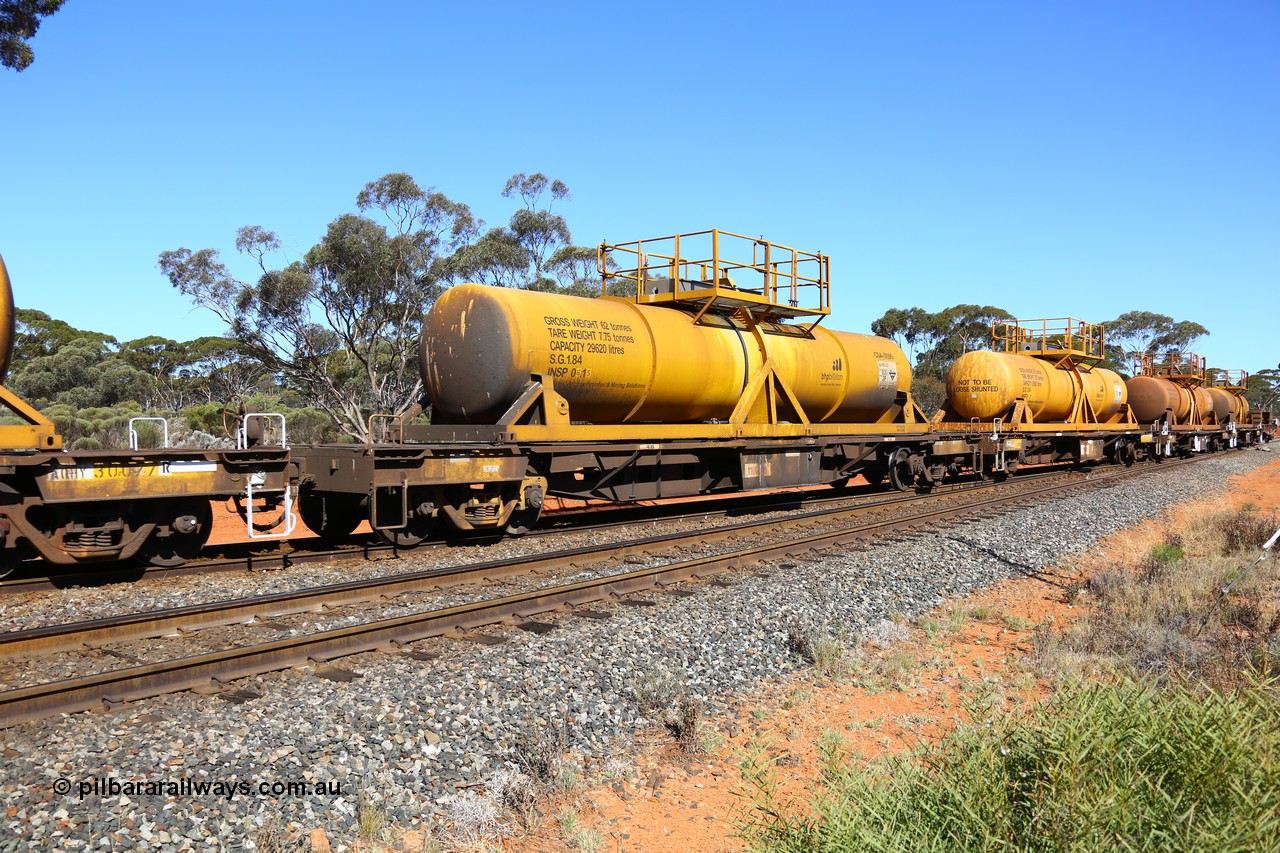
(504, 483, 545, 535)
(376, 513, 437, 548)
(298, 492, 364, 541)
(504, 506, 542, 536)
(1116, 441, 1136, 468)
(136, 500, 212, 567)
(887, 453, 914, 491)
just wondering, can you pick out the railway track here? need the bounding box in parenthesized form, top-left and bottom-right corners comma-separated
(0, 458, 1197, 727)
(0, 459, 1146, 595)
(0, 480, 917, 595)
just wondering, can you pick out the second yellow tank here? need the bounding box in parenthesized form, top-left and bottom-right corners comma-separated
(945, 350, 1127, 422)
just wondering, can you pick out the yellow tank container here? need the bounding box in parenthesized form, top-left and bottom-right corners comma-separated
(0, 254, 15, 384)
(1126, 375, 1217, 424)
(421, 284, 912, 424)
(945, 350, 1126, 422)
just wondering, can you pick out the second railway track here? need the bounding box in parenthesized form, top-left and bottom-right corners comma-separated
(0, 458, 1200, 727)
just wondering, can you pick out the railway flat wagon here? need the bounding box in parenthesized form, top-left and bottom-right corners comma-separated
(0, 255, 297, 571)
(291, 230, 935, 539)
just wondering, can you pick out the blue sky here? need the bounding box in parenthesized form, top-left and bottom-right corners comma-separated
(1, 1, 1276, 372)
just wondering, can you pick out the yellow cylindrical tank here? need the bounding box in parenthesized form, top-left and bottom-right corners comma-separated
(420, 284, 912, 424)
(0, 254, 15, 384)
(945, 350, 1126, 422)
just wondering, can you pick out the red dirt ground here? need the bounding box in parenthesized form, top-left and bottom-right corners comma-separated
(467, 453, 1280, 853)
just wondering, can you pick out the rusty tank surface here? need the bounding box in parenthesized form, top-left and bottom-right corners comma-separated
(1125, 352, 1227, 425)
(1125, 375, 1213, 423)
(421, 283, 912, 425)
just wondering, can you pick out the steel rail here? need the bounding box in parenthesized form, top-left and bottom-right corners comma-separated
(0, 476, 1027, 658)
(0, 460, 1193, 727)
(0, 455, 1147, 595)
(0, 478, 919, 595)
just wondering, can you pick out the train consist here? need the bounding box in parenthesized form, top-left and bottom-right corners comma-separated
(0, 230, 1271, 572)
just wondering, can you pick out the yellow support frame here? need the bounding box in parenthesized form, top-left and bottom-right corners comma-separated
(0, 382, 62, 451)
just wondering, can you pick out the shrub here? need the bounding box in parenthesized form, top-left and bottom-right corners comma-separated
(739, 676, 1280, 853)
(667, 696, 705, 753)
(1147, 541, 1186, 566)
(629, 666, 683, 713)
(511, 714, 569, 788)
(788, 623, 848, 675)
(1214, 506, 1279, 555)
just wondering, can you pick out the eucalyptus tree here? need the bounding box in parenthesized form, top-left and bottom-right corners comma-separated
(160, 173, 477, 441)
(1099, 311, 1209, 367)
(0, 0, 65, 71)
(1245, 369, 1279, 414)
(442, 172, 601, 293)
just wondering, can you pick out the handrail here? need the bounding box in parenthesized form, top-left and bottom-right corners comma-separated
(128, 417, 170, 450)
(991, 317, 1105, 362)
(597, 229, 831, 321)
(1209, 369, 1249, 388)
(238, 413, 288, 450)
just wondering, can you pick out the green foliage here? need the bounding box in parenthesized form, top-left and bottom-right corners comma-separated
(179, 402, 226, 436)
(12, 308, 115, 362)
(8, 311, 259, 412)
(1099, 310, 1210, 369)
(42, 403, 141, 447)
(871, 304, 1014, 381)
(0, 0, 65, 72)
(160, 172, 478, 440)
(911, 374, 945, 416)
(1246, 369, 1279, 414)
(740, 677, 1280, 853)
(440, 172, 600, 294)
(1146, 541, 1185, 566)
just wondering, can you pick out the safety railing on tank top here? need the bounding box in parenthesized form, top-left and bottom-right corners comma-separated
(1209, 369, 1250, 391)
(1157, 351, 1207, 384)
(990, 318, 1105, 363)
(597, 229, 831, 326)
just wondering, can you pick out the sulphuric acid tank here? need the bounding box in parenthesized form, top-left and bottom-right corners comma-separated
(1126, 376, 1216, 424)
(945, 350, 1127, 422)
(0, 254, 14, 383)
(420, 284, 912, 424)
(1205, 387, 1236, 423)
